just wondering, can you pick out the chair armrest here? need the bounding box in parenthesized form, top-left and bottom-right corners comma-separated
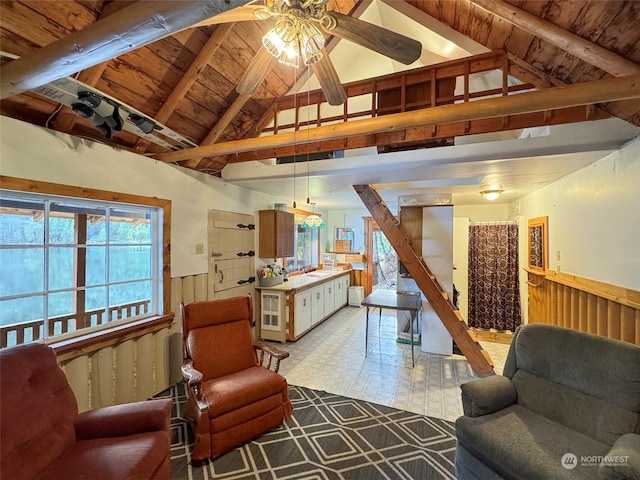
(254, 342, 289, 373)
(460, 375, 517, 417)
(181, 360, 208, 411)
(599, 433, 640, 480)
(74, 398, 172, 441)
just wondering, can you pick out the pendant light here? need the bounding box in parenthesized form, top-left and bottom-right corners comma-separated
(301, 68, 325, 229)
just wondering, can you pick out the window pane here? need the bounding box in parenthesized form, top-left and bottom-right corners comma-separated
(85, 287, 107, 326)
(109, 246, 151, 282)
(48, 291, 75, 336)
(49, 247, 75, 290)
(48, 211, 75, 244)
(0, 296, 44, 346)
(86, 246, 106, 286)
(109, 281, 152, 321)
(0, 248, 44, 296)
(109, 209, 151, 244)
(87, 212, 106, 244)
(0, 198, 45, 245)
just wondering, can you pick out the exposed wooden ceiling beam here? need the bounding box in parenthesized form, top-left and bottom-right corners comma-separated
(154, 73, 640, 164)
(136, 23, 234, 152)
(468, 0, 640, 77)
(0, 0, 251, 99)
(53, 1, 137, 134)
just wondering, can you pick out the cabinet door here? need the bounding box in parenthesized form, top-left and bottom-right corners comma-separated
(341, 276, 350, 305)
(334, 278, 342, 309)
(294, 290, 312, 337)
(311, 286, 324, 325)
(259, 210, 294, 258)
(324, 282, 335, 316)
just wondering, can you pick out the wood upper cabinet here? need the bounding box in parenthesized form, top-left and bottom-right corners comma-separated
(258, 210, 294, 259)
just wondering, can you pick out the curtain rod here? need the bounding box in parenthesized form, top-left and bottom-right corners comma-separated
(470, 220, 519, 225)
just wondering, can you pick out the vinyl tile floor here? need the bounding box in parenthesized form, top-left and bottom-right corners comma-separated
(276, 303, 511, 423)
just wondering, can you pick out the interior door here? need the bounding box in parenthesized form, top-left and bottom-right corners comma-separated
(208, 209, 255, 300)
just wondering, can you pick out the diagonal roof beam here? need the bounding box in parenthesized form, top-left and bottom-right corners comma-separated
(184, 0, 372, 170)
(468, 0, 640, 77)
(154, 73, 640, 163)
(0, 0, 251, 99)
(135, 23, 234, 152)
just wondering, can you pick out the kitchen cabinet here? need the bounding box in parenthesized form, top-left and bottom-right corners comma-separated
(258, 210, 294, 259)
(257, 271, 350, 342)
(310, 285, 324, 326)
(324, 281, 335, 317)
(294, 290, 312, 337)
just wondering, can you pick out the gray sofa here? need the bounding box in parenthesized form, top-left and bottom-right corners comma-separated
(455, 323, 640, 480)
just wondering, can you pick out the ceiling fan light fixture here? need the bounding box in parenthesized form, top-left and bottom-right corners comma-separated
(298, 21, 324, 65)
(480, 189, 504, 201)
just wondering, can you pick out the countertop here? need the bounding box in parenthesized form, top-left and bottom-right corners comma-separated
(256, 269, 350, 292)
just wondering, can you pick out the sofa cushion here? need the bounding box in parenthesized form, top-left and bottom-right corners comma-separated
(504, 324, 640, 414)
(34, 431, 170, 480)
(456, 404, 609, 480)
(202, 365, 288, 418)
(513, 369, 639, 446)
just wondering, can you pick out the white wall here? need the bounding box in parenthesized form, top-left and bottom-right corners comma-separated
(327, 208, 369, 253)
(513, 135, 640, 290)
(0, 117, 292, 278)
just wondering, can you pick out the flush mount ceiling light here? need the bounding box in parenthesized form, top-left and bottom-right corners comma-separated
(480, 189, 503, 201)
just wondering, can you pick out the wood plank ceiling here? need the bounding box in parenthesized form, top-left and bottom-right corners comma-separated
(1, 0, 639, 176)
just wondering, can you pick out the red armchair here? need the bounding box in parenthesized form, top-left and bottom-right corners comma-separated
(0, 343, 172, 480)
(181, 295, 292, 461)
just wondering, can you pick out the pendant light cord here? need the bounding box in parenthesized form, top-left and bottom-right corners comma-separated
(306, 68, 311, 205)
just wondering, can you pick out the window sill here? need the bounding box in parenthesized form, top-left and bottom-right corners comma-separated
(51, 313, 175, 362)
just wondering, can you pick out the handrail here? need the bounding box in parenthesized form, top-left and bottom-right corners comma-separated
(0, 299, 152, 348)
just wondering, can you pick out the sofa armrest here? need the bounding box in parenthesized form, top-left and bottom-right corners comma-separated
(460, 375, 517, 417)
(599, 433, 640, 480)
(74, 398, 172, 441)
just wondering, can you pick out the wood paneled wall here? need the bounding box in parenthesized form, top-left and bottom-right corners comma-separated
(59, 272, 256, 412)
(527, 270, 640, 345)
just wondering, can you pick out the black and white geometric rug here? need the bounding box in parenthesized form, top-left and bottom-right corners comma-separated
(158, 382, 457, 479)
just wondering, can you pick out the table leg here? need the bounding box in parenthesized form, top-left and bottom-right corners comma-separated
(365, 305, 370, 357)
(410, 308, 415, 367)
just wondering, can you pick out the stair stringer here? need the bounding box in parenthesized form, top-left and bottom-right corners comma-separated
(354, 184, 495, 376)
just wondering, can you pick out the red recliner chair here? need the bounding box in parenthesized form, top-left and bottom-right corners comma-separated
(181, 295, 292, 461)
(0, 343, 172, 480)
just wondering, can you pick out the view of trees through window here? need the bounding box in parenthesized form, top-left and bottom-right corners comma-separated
(286, 224, 319, 271)
(0, 193, 161, 348)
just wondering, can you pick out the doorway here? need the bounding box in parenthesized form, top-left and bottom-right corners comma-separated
(364, 217, 397, 295)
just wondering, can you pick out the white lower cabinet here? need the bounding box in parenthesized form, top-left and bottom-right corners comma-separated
(311, 286, 324, 326)
(259, 273, 350, 342)
(324, 281, 335, 316)
(294, 290, 312, 337)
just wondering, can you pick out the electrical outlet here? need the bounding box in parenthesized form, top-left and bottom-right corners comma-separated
(556, 250, 561, 261)
(195, 243, 204, 254)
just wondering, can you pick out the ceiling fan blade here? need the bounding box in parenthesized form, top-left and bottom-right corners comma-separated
(327, 12, 422, 65)
(236, 46, 279, 96)
(194, 5, 263, 27)
(311, 50, 347, 106)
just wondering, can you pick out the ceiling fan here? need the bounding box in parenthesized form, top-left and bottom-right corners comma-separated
(205, 0, 422, 105)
